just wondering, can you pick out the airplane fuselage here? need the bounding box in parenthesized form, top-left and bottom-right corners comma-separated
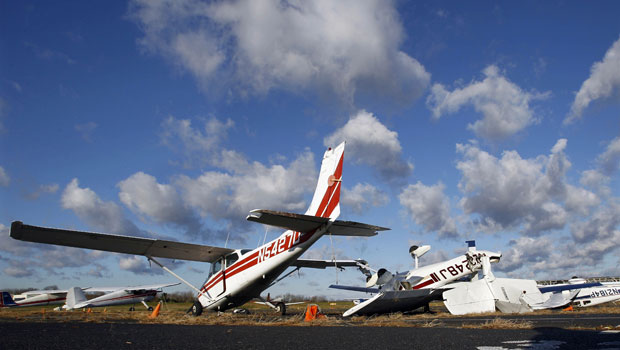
(199, 225, 329, 311)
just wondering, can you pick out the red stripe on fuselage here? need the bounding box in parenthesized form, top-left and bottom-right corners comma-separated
(413, 279, 434, 290)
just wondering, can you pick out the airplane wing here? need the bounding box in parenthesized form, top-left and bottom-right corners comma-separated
(246, 209, 390, 236)
(538, 282, 602, 293)
(10, 221, 234, 263)
(85, 283, 181, 293)
(291, 259, 362, 269)
(341, 289, 438, 317)
(330, 284, 380, 294)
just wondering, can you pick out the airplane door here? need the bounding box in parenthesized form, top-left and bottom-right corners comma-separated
(208, 257, 226, 297)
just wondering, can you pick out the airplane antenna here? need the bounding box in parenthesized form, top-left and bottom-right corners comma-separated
(224, 231, 230, 249)
(262, 227, 269, 247)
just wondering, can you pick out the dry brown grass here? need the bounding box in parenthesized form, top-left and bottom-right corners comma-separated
(462, 318, 534, 329)
(1, 301, 618, 329)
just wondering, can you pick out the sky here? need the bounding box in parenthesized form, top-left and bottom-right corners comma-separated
(1, 1, 619, 299)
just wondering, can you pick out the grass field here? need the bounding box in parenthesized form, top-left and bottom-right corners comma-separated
(1, 301, 619, 330)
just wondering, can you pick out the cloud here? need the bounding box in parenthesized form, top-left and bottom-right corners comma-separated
(74, 122, 98, 142)
(427, 65, 550, 141)
(566, 36, 620, 123)
(324, 110, 413, 185)
(128, 0, 430, 105)
(597, 136, 620, 176)
(61, 178, 145, 236)
(160, 116, 234, 166)
(119, 256, 163, 275)
(456, 139, 598, 235)
(0, 166, 9, 186)
(342, 183, 389, 214)
(175, 148, 317, 235)
(25, 183, 59, 200)
(579, 136, 620, 197)
(118, 172, 204, 236)
(399, 181, 457, 239)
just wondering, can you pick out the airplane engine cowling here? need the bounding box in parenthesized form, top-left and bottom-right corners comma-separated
(366, 268, 393, 287)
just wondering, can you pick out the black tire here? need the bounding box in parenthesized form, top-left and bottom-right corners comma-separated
(275, 302, 286, 315)
(191, 301, 203, 317)
(129, 306, 135, 311)
(148, 306, 154, 311)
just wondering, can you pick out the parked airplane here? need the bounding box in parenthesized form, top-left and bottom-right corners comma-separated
(443, 257, 602, 315)
(10, 142, 389, 316)
(1, 283, 179, 311)
(572, 281, 620, 307)
(330, 241, 502, 316)
(61, 283, 179, 311)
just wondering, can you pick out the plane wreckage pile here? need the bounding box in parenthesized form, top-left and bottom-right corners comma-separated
(330, 241, 620, 316)
(4, 142, 620, 318)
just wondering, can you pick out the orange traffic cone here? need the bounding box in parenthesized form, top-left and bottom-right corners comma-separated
(87, 308, 92, 313)
(149, 302, 161, 318)
(563, 305, 573, 311)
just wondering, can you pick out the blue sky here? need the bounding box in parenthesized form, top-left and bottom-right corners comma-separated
(1, 1, 619, 298)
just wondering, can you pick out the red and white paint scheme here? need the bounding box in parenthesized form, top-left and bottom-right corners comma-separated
(3, 290, 67, 307)
(10, 142, 389, 316)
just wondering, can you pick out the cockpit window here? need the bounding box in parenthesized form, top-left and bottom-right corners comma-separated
(225, 252, 239, 268)
(240, 249, 252, 256)
(210, 258, 223, 277)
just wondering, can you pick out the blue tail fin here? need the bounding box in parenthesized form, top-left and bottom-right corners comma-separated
(1, 291, 17, 307)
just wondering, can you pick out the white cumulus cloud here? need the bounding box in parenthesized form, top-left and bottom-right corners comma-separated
(566, 36, 620, 123)
(342, 183, 389, 214)
(128, 0, 430, 105)
(324, 110, 413, 185)
(0, 166, 9, 186)
(399, 181, 457, 239)
(427, 65, 550, 141)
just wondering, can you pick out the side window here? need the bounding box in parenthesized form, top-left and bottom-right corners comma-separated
(212, 258, 222, 275)
(225, 253, 239, 268)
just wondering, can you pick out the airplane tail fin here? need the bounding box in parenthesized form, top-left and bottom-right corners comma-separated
(305, 142, 345, 220)
(1, 291, 17, 307)
(66, 287, 87, 309)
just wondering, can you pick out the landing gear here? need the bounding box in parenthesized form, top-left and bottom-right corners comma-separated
(275, 302, 286, 315)
(148, 306, 154, 311)
(129, 306, 135, 311)
(190, 301, 203, 316)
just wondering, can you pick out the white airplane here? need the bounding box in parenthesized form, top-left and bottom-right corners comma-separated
(61, 283, 179, 311)
(572, 280, 620, 307)
(330, 241, 502, 316)
(1, 283, 179, 311)
(10, 142, 389, 316)
(443, 258, 602, 315)
(1, 289, 68, 307)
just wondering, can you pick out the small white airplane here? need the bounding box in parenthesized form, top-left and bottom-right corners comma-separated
(572, 280, 620, 307)
(331, 241, 502, 316)
(443, 258, 603, 315)
(0, 290, 67, 307)
(61, 283, 179, 311)
(1, 283, 179, 311)
(10, 142, 389, 316)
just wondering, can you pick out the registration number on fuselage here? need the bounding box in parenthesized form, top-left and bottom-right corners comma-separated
(257, 231, 301, 263)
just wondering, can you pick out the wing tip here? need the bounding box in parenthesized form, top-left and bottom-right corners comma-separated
(10, 221, 23, 239)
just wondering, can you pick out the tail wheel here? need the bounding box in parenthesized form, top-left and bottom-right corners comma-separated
(275, 302, 286, 315)
(148, 306, 154, 311)
(129, 306, 135, 311)
(191, 301, 203, 317)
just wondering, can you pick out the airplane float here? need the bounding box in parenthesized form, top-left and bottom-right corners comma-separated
(1, 283, 179, 311)
(443, 257, 603, 315)
(330, 241, 502, 316)
(10, 142, 389, 316)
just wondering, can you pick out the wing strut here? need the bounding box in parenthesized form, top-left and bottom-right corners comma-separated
(147, 256, 211, 300)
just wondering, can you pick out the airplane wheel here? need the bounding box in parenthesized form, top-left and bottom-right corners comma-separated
(191, 301, 203, 317)
(129, 306, 135, 311)
(148, 306, 154, 311)
(275, 302, 286, 315)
